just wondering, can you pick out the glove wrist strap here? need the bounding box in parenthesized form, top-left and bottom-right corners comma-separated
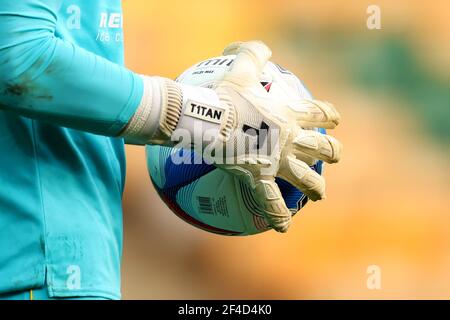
(120, 76, 183, 145)
(121, 76, 234, 147)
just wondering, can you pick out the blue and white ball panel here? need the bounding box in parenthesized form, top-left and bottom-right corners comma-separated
(146, 146, 214, 189)
(176, 169, 248, 234)
(146, 145, 322, 235)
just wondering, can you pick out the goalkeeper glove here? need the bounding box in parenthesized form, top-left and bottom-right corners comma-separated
(121, 41, 342, 233)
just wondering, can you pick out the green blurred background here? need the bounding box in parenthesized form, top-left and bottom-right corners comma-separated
(121, 0, 450, 299)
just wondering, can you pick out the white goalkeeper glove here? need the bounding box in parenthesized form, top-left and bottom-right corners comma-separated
(121, 41, 342, 233)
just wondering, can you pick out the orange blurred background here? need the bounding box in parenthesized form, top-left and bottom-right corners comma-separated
(121, 0, 450, 299)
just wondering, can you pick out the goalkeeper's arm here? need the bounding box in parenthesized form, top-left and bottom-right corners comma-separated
(0, 0, 176, 138)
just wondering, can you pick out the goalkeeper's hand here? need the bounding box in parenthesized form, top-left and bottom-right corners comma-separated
(121, 41, 342, 233)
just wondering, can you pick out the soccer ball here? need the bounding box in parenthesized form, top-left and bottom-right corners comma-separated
(146, 55, 324, 236)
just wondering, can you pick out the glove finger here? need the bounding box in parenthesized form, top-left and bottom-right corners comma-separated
(288, 99, 340, 129)
(292, 130, 342, 164)
(222, 41, 272, 86)
(254, 178, 292, 233)
(278, 155, 326, 201)
(222, 41, 244, 56)
(292, 152, 317, 167)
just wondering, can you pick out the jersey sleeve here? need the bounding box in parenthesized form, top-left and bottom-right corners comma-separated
(0, 0, 143, 136)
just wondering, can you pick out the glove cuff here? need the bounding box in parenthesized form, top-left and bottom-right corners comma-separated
(120, 76, 183, 145)
(121, 75, 235, 147)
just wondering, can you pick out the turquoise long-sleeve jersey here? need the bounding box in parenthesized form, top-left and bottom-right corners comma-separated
(0, 0, 144, 299)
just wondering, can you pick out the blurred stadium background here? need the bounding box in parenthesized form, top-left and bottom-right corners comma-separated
(121, 0, 450, 299)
